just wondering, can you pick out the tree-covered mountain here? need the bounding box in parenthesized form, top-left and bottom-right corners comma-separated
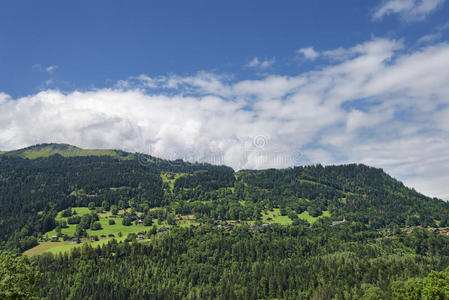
(2, 143, 449, 299)
(0, 143, 448, 252)
(0, 143, 131, 160)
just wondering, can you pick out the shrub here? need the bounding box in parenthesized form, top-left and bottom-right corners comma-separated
(61, 208, 72, 218)
(67, 216, 81, 224)
(90, 222, 102, 231)
(122, 216, 132, 226)
(144, 215, 153, 226)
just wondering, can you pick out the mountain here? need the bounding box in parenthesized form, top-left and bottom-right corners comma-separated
(0, 143, 132, 159)
(2, 143, 449, 298)
(1, 143, 448, 251)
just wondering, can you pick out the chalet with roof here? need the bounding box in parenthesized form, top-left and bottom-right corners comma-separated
(331, 218, 346, 226)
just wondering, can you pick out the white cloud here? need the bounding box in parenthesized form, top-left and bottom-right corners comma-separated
(45, 65, 58, 74)
(417, 20, 449, 44)
(246, 57, 276, 69)
(418, 33, 442, 44)
(323, 38, 403, 62)
(373, 0, 445, 21)
(3, 38, 449, 199)
(33, 64, 59, 74)
(296, 47, 319, 60)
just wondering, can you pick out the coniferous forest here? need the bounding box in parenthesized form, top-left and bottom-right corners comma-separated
(1, 144, 449, 299)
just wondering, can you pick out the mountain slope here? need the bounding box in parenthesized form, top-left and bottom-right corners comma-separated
(0, 143, 132, 159)
(0, 143, 448, 253)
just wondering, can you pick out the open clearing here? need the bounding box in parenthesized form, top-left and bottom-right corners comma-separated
(26, 205, 331, 256)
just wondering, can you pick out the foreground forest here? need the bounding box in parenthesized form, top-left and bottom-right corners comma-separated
(1, 143, 449, 299)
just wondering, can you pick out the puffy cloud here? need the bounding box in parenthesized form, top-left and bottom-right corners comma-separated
(45, 65, 58, 74)
(373, 0, 445, 21)
(296, 47, 319, 60)
(246, 57, 276, 69)
(33, 64, 59, 73)
(2, 38, 449, 199)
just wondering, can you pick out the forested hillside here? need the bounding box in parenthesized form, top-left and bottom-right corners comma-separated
(1, 143, 447, 252)
(2, 144, 449, 299)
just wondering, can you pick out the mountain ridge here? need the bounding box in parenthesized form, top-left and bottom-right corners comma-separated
(0, 143, 132, 160)
(0, 143, 441, 202)
(1, 142, 448, 254)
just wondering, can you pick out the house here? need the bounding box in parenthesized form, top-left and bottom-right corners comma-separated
(159, 226, 170, 233)
(136, 219, 143, 225)
(51, 236, 58, 242)
(68, 238, 78, 244)
(331, 218, 346, 226)
(250, 225, 262, 231)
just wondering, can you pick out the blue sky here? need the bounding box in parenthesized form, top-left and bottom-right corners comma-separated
(2, 0, 448, 96)
(1, 0, 449, 199)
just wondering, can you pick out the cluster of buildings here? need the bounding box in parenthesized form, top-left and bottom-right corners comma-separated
(427, 228, 449, 235)
(189, 220, 234, 231)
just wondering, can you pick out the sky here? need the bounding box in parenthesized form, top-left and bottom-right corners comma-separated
(1, 0, 449, 199)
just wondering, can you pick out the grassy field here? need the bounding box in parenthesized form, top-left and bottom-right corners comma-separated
(29, 206, 160, 256)
(46, 237, 127, 255)
(24, 242, 66, 256)
(1, 144, 134, 160)
(27, 205, 332, 256)
(262, 209, 292, 225)
(47, 207, 154, 238)
(28, 205, 202, 256)
(23, 237, 133, 257)
(20, 148, 120, 159)
(55, 207, 90, 220)
(161, 172, 186, 191)
(299, 210, 330, 222)
(262, 208, 330, 225)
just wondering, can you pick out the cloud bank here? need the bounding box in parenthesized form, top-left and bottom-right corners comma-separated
(2, 38, 449, 199)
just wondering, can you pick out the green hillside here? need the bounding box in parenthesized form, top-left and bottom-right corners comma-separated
(2, 144, 449, 299)
(0, 143, 132, 159)
(1, 143, 449, 255)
